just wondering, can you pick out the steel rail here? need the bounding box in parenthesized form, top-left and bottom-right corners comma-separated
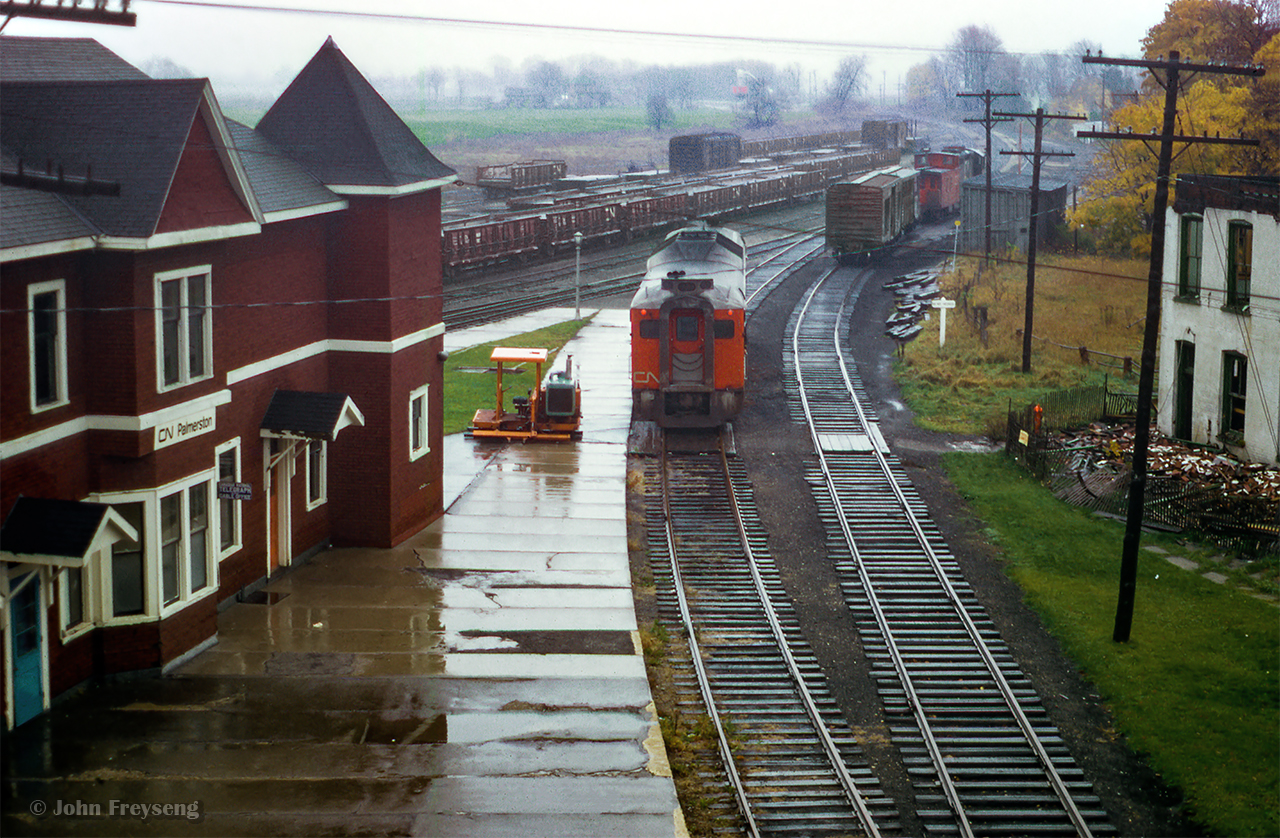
(791, 267, 976, 838)
(792, 266, 1097, 838)
(718, 441, 884, 838)
(659, 437, 762, 838)
(825, 282, 1097, 838)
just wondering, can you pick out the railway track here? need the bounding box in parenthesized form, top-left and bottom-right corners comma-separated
(443, 207, 824, 330)
(786, 266, 1116, 838)
(645, 434, 900, 836)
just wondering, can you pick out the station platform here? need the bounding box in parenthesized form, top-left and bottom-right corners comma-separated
(2, 309, 684, 838)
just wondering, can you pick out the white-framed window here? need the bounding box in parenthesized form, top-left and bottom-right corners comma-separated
(95, 472, 218, 623)
(409, 384, 429, 461)
(216, 439, 243, 559)
(154, 266, 212, 392)
(306, 440, 327, 509)
(58, 562, 93, 642)
(28, 279, 69, 412)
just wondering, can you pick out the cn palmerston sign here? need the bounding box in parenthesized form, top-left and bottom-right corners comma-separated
(154, 408, 216, 450)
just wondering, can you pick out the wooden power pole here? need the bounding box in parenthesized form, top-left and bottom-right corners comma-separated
(1078, 49, 1263, 643)
(994, 108, 1085, 374)
(956, 90, 1017, 264)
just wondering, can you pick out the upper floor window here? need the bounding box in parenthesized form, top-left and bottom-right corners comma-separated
(1177, 214, 1201, 299)
(155, 267, 212, 391)
(28, 280, 68, 412)
(1226, 221, 1252, 311)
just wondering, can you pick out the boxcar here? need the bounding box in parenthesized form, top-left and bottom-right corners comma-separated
(825, 166, 918, 261)
(669, 132, 742, 175)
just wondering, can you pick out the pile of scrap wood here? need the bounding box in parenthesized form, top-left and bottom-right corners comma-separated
(883, 269, 941, 345)
(1050, 422, 1280, 502)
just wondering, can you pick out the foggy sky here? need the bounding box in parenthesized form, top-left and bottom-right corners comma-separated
(5, 0, 1173, 98)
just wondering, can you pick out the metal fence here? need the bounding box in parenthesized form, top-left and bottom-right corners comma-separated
(1005, 383, 1279, 554)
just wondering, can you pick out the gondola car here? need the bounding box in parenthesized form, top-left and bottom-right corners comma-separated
(825, 166, 918, 263)
(630, 223, 747, 428)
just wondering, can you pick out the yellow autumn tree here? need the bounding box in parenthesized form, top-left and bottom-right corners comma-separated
(1072, 0, 1276, 256)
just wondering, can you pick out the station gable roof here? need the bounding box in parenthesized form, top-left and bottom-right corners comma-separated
(256, 37, 456, 193)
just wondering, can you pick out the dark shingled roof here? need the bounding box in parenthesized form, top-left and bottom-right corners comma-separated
(1, 78, 209, 238)
(1, 497, 113, 559)
(0, 36, 149, 83)
(261, 390, 362, 441)
(1174, 174, 1280, 217)
(256, 37, 455, 189)
(225, 119, 342, 217)
(0, 179, 98, 251)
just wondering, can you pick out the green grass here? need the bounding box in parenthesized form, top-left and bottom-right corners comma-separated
(443, 317, 592, 434)
(942, 452, 1280, 837)
(402, 107, 738, 147)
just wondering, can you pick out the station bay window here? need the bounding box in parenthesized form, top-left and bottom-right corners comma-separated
(217, 440, 242, 557)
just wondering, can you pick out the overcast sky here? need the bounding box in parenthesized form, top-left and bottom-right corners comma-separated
(6, 0, 1173, 96)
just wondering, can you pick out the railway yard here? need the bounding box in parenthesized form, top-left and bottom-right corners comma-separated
(437, 178, 1205, 836)
(5, 121, 1265, 837)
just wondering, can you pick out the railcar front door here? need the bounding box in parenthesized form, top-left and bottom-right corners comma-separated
(669, 309, 705, 385)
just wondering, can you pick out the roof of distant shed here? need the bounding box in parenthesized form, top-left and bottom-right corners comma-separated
(963, 172, 1069, 193)
(256, 37, 455, 191)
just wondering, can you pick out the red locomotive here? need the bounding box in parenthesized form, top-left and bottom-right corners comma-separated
(630, 223, 747, 428)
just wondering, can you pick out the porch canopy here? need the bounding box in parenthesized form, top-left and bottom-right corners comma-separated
(0, 497, 138, 568)
(260, 390, 365, 442)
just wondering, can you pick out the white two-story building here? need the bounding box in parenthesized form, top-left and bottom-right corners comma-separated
(1158, 174, 1279, 465)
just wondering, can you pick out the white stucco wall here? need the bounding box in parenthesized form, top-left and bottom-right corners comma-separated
(1158, 203, 1280, 465)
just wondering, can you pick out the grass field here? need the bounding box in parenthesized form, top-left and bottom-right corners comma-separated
(895, 253, 1149, 435)
(442, 318, 592, 435)
(401, 106, 739, 147)
(942, 453, 1279, 837)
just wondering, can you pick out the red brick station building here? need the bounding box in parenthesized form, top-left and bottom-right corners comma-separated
(0, 36, 457, 729)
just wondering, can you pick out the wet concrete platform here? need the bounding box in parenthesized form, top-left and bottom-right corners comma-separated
(2, 309, 686, 837)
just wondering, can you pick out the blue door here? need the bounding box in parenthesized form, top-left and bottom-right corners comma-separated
(10, 575, 44, 727)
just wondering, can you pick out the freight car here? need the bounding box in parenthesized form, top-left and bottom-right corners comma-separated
(669, 132, 742, 174)
(825, 166, 919, 262)
(441, 146, 902, 274)
(913, 151, 964, 219)
(861, 119, 911, 151)
(630, 223, 747, 428)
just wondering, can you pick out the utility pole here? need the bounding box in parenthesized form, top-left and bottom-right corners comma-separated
(0, 0, 136, 26)
(1078, 49, 1263, 643)
(994, 108, 1085, 374)
(956, 90, 1017, 264)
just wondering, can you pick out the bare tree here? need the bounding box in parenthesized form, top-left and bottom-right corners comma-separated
(825, 55, 868, 112)
(948, 25, 1007, 92)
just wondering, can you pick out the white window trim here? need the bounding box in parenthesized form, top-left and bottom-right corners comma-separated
(409, 384, 430, 461)
(215, 438, 243, 560)
(305, 440, 328, 511)
(92, 470, 219, 624)
(28, 279, 69, 414)
(58, 561, 95, 643)
(154, 265, 213, 393)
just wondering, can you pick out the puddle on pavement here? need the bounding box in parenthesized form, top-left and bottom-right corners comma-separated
(240, 590, 290, 605)
(360, 713, 448, 745)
